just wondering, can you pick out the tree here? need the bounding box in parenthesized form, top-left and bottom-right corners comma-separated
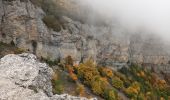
(125, 82, 141, 98)
(76, 84, 86, 96)
(99, 67, 113, 78)
(91, 76, 109, 95)
(104, 89, 117, 100)
(111, 77, 124, 89)
(77, 60, 99, 85)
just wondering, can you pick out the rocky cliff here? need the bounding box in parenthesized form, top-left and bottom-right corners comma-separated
(0, 53, 95, 100)
(0, 0, 170, 72)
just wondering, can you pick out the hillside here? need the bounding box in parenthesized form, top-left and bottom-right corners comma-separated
(0, 0, 170, 100)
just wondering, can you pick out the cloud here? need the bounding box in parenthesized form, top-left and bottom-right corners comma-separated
(79, 0, 170, 40)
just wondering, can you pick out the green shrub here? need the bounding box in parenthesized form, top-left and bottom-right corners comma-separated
(51, 73, 64, 94)
(41, 57, 59, 66)
(137, 93, 146, 100)
(104, 89, 118, 100)
(43, 15, 62, 32)
(14, 48, 26, 54)
(91, 76, 109, 95)
(52, 80, 64, 94)
(111, 77, 124, 89)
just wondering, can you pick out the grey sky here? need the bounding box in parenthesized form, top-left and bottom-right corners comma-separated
(80, 0, 170, 40)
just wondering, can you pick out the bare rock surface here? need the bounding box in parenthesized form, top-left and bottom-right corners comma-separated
(0, 53, 52, 100)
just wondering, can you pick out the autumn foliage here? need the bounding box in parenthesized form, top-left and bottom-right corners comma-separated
(98, 67, 114, 78)
(69, 73, 78, 81)
(125, 82, 141, 97)
(76, 60, 119, 99)
(91, 76, 109, 95)
(77, 60, 99, 85)
(50, 55, 170, 100)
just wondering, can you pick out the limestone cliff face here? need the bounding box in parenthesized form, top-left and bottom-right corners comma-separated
(0, 0, 98, 62)
(0, 0, 47, 52)
(0, 0, 170, 72)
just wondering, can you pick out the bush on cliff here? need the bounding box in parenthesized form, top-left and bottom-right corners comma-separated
(51, 72, 64, 94)
(104, 89, 118, 100)
(76, 84, 86, 96)
(91, 76, 109, 95)
(77, 60, 99, 85)
(111, 77, 124, 89)
(43, 15, 62, 32)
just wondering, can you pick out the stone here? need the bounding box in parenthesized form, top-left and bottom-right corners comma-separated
(51, 94, 97, 100)
(0, 53, 53, 97)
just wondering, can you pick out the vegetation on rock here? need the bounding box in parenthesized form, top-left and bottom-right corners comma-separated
(51, 72, 64, 94)
(76, 84, 86, 96)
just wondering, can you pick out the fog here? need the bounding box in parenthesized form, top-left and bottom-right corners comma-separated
(79, 0, 170, 41)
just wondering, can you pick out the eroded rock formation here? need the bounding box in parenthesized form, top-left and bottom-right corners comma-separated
(0, 0, 170, 72)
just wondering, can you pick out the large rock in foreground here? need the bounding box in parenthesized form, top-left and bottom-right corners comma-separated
(0, 53, 53, 99)
(0, 53, 95, 100)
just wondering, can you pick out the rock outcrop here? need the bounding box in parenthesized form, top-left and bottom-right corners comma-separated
(0, 53, 96, 100)
(0, 0, 170, 73)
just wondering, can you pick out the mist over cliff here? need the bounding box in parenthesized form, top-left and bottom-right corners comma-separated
(1, 0, 170, 65)
(77, 0, 170, 41)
